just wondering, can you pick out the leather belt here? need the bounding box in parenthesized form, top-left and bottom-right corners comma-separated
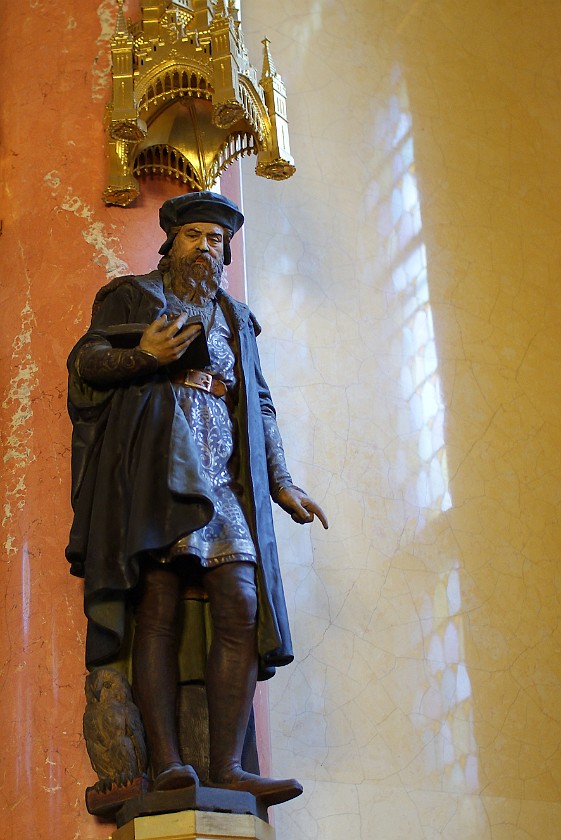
(170, 369, 227, 398)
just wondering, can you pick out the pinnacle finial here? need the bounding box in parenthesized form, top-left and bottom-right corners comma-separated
(261, 38, 277, 80)
(115, 0, 127, 35)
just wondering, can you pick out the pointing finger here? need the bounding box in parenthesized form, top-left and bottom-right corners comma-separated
(302, 499, 329, 529)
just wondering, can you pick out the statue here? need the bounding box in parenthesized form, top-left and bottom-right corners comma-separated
(66, 191, 328, 817)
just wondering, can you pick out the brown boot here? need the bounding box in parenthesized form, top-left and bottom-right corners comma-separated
(206, 766, 303, 807)
(203, 563, 303, 807)
(133, 563, 199, 791)
(152, 762, 199, 791)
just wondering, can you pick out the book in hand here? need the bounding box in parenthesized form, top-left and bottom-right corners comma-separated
(101, 317, 211, 371)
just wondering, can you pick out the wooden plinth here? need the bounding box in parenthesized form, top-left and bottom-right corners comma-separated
(109, 809, 275, 840)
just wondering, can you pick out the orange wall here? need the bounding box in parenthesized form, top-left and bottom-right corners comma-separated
(0, 3, 249, 837)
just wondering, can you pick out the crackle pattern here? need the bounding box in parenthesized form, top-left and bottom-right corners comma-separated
(240, 1, 561, 837)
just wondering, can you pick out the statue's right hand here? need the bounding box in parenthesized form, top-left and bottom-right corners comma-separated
(139, 313, 202, 365)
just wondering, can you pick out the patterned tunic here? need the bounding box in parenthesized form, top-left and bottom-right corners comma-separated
(165, 293, 256, 567)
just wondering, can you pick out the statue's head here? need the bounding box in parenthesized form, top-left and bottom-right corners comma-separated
(158, 191, 244, 266)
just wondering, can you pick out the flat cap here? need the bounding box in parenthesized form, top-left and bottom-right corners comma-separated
(158, 191, 244, 264)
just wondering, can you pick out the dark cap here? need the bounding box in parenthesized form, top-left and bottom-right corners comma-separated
(158, 191, 244, 265)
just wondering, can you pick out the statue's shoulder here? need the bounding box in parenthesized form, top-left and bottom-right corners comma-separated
(217, 289, 262, 336)
(91, 271, 164, 318)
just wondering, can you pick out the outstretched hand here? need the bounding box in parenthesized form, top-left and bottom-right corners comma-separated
(139, 313, 202, 365)
(276, 486, 329, 529)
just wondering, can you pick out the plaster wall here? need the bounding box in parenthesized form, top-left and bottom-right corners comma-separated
(240, 1, 561, 838)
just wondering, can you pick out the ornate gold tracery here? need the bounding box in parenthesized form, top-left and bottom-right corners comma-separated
(103, 0, 296, 206)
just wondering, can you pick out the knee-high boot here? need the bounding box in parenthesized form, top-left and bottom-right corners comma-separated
(132, 563, 198, 791)
(204, 563, 303, 807)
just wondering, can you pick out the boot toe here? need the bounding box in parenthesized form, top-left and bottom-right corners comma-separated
(152, 763, 199, 791)
(207, 770, 303, 807)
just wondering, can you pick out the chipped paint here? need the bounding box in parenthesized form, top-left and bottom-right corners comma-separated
(44, 171, 61, 191)
(92, 0, 118, 102)
(82, 222, 130, 277)
(43, 170, 129, 278)
(2, 265, 39, 555)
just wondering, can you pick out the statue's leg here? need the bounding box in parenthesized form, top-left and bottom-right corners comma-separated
(204, 562, 258, 775)
(132, 560, 198, 790)
(204, 562, 303, 807)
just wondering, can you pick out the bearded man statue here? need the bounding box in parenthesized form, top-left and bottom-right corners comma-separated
(66, 191, 328, 810)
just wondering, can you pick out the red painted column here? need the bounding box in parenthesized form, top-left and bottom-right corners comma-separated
(0, 4, 269, 838)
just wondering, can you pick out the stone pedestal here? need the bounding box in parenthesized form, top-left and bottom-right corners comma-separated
(108, 787, 272, 840)
(110, 810, 275, 840)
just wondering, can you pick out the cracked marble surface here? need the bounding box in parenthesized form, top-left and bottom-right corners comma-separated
(240, 0, 561, 837)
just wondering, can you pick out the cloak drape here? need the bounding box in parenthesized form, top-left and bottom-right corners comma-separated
(66, 273, 293, 680)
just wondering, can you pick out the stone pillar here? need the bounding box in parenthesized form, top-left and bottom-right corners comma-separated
(0, 6, 269, 839)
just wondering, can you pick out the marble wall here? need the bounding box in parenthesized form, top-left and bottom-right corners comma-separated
(240, 0, 561, 837)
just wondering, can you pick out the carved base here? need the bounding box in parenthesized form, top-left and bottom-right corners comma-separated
(111, 808, 275, 840)
(255, 159, 296, 180)
(115, 786, 268, 827)
(101, 186, 140, 207)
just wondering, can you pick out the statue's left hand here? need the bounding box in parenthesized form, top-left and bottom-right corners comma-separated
(276, 486, 329, 529)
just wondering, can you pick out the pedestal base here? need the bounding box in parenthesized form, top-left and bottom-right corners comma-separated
(110, 809, 275, 840)
(115, 787, 268, 827)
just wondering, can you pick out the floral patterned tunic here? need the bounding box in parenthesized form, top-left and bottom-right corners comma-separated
(166, 294, 256, 567)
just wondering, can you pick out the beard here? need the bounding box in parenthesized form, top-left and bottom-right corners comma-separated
(169, 252, 224, 305)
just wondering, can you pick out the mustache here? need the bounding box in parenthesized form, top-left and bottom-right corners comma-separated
(169, 251, 224, 304)
(173, 252, 223, 280)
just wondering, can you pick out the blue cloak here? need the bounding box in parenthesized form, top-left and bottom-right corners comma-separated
(66, 272, 293, 680)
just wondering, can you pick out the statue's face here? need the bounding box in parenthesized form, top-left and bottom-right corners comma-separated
(171, 222, 225, 263)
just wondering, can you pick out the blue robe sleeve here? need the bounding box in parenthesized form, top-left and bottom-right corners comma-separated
(249, 322, 294, 501)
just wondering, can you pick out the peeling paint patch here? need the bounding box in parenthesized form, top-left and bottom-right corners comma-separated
(82, 222, 130, 277)
(44, 171, 61, 190)
(92, 0, 118, 102)
(2, 265, 39, 555)
(43, 171, 129, 278)
(60, 194, 92, 221)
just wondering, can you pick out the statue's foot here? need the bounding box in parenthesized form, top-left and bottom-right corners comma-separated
(152, 763, 199, 791)
(207, 767, 303, 807)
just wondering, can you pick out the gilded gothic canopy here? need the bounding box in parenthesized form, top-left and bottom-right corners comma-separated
(104, 0, 296, 206)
